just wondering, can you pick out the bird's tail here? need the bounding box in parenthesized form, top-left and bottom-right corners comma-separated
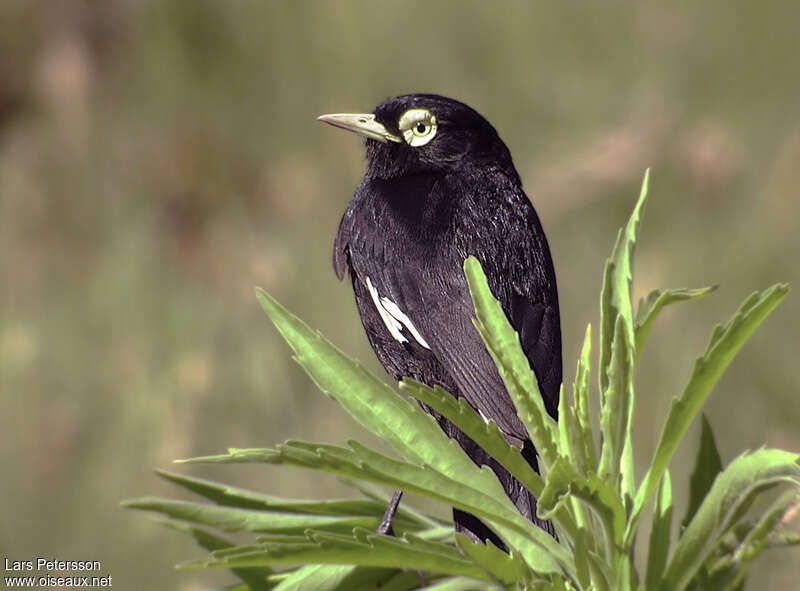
(452, 437, 553, 547)
(518, 438, 555, 535)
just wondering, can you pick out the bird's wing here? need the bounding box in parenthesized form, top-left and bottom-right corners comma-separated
(338, 177, 560, 442)
(380, 262, 533, 444)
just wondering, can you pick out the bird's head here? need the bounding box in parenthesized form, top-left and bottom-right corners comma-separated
(318, 94, 516, 180)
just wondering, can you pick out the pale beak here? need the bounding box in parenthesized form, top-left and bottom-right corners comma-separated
(317, 113, 402, 143)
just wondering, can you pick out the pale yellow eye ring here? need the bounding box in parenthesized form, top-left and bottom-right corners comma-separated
(398, 109, 437, 147)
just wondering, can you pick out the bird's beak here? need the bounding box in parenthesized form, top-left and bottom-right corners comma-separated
(317, 113, 402, 144)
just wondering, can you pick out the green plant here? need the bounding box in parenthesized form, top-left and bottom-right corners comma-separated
(125, 171, 799, 590)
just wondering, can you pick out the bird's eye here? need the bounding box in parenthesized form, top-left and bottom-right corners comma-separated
(398, 109, 437, 147)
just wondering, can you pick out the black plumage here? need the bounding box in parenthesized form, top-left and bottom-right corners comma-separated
(320, 94, 561, 545)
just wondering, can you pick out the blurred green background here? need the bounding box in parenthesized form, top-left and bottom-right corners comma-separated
(1, 1, 798, 589)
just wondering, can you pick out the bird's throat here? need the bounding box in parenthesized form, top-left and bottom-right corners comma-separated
(365, 174, 453, 240)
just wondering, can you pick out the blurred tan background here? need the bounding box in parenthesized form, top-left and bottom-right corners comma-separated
(1, 1, 798, 589)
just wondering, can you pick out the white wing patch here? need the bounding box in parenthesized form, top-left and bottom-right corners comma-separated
(365, 277, 430, 349)
(379, 297, 431, 349)
(365, 277, 406, 343)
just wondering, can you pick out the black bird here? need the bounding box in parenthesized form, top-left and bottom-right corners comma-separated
(318, 94, 561, 546)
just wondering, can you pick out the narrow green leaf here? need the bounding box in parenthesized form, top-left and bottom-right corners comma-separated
(272, 565, 362, 591)
(179, 528, 492, 583)
(634, 286, 717, 360)
(586, 548, 613, 591)
(271, 565, 352, 591)
(598, 315, 635, 497)
(156, 517, 241, 551)
(682, 415, 723, 529)
(556, 381, 596, 544)
(454, 534, 529, 585)
(156, 520, 274, 590)
(557, 384, 577, 467)
(124, 497, 381, 534)
(567, 324, 604, 544)
(659, 448, 800, 591)
(271, 562, 441, 591)
(571, 527, 591, 590)
(463, 257, 559, 469)
(598, 171, 648, 503)
(156, 470, 408, 521)
(627, 283, 790, 545)
(645, 470, 673, 590)
(614, 553, 636, 591)
(573, 324, 596, 472)
(599, 169, 649, 392)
